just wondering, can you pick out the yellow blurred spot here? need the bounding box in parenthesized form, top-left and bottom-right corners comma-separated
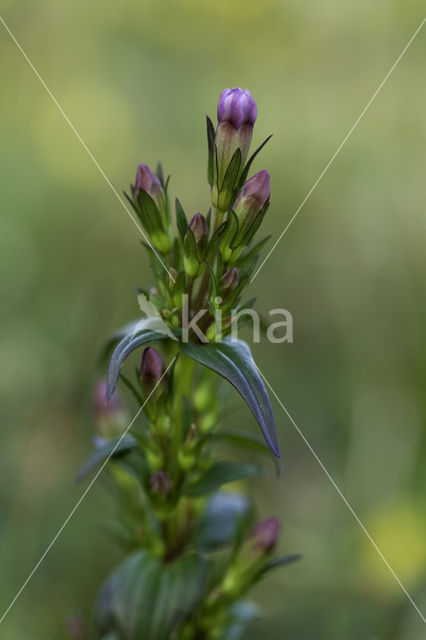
(361, 499, 426, 593)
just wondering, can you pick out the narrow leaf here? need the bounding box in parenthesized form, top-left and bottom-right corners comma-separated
(76, 435, 138, 482)
(206, 115, 216, 186)
(221, 148, 241, 193)
(106, 323, 170, 402)
(258, 553, 302, 578)
(184, 461, 263, 496)
(180, 338, 281, 457)
(238, 135, 272, 190)
(175, 198, 188, 240)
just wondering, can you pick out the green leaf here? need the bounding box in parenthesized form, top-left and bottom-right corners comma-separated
(184, 461, 263, 496)
(221, 147, 241, 192)
(76, 435, 138, 482)
(175, 198, 188, 240)
(149, 553, 206, 638)
(180, 338, 281, 457)
(106, 322, 171, 402)
(206, 220, 227, 256)
(238, 134, 272, 190)
(183, 228, 199, 277)
(96, 551, 206, 639)
(220, 208, 239, 262)
(101, 319, 142, 361)
(138, 189, 164, 234)
(239, 209, 265, 247)
(237, 235, 271, 267)
(203, 260, 219, 298)
(212, 428, 272, 456)
(156, 161, 165, 186)
(119, 373, 144, 406)
(258, 553, 302, 578)
(206, 207, 212, 229)
(236, 254, 258, 281)
(206, 115, 216, 186)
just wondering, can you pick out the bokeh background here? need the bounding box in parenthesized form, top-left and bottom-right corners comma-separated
(1, 1, 425, 638)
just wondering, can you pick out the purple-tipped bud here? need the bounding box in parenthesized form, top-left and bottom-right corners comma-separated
(221, 267, 239, 296)
(150, 470, 172, 497)
(213, 88, 258, 211)
(217, 88, 257, 130)
(249, 517, 280, 554)
(188, 213, 209, 259)
(189, 213, 209, 244)
(134, 163, 164, 210)
(233, 170, 270, 245)
(140, 347, 166, 393)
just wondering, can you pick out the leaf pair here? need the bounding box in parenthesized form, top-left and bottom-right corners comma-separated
(106, 326, 281, 457)
(96, 550, 206, 639)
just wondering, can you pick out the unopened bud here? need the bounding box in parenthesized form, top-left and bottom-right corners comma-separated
(140, 347, 166, 394)
(233, 170, 270, 245)
(213, 88, 257, 212)
(220, 267, 239, 297)
(218, 88, 257, 130)
(134, 163, 164, 211)
(249, 517, 280, 554)
(188, 213, 209, 259)
(184, 215, 207, 277)
(150, 470, 172, 497)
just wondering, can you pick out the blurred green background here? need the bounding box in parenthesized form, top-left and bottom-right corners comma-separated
(1, 0, 425, 637)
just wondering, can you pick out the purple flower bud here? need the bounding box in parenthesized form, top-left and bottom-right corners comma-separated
(188, 213, 209, 259)
(217, 88, 257, 130)
(134, 163, 164, 210)
(140, 347, 166, 393)
(213, 89, 258, 211)
(233, 170, 270, 245)
(249, 517, 280, 554)
(221, 267, 239, 296)
(150, 470, 172, 497)
(188, 213, 209, 243)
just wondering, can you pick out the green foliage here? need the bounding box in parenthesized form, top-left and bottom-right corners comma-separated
(83, 86, 296, 640)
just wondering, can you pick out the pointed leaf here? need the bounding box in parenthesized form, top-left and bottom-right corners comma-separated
(184, 461, 263, 496)
(138, 189, 164, 234)
(221, 147, 241, 192)
(180, 338, 280, 456)
(238, 134, 272, 190)
(96, 550, 206, 639)
(175, 198, 188, 240)
(206, 115, 216, 186)
(76, 435, 138, 482)
(102, 319, 142, 361)
(106, 322, 171, 402)
(258, 553, 302, 578)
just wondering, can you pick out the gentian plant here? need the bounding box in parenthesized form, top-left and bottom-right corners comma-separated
(81, 88, 299, 640)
